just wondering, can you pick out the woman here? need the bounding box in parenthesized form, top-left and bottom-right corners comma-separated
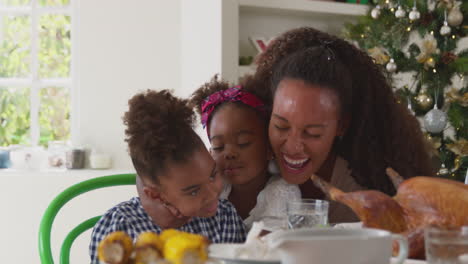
(244, 27, 435, 223)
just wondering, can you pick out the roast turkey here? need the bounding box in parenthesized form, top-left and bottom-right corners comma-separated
(310, 168, 468, 259)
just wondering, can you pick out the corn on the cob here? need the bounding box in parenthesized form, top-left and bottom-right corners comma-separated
(98, 230, 208, 264)
(159, 229, 182, 246)
(134, 232, 163, 264)
(163, 232, 208, 264)
(97, 231, 133, 264)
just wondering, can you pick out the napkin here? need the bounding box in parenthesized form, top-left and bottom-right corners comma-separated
(233, 221, 280, 260)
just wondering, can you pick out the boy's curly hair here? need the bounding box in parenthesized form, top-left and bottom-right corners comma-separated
(123, 89, 203, 183)
(190, 75, 271, 131)
(250, 27, 435, 195)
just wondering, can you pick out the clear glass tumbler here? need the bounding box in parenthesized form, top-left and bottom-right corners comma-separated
(425, 226, 468, 264)
(287, 199, 329, 229)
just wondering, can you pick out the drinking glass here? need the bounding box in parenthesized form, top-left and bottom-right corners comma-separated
(287, 199, 329, 229)
(425, 226, 468, 264)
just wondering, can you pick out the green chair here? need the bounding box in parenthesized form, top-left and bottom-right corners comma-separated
(38, 173, 136, 264)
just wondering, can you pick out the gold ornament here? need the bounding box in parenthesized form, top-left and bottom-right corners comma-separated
(437, 0, 456, 10)
(425, 133, 441, 157)
(452, 156, 461, 172)
(447, 2, 463, 27)
(445, 88, 468, 107)
(415, 91, 434, 110)
(447, 139, 468, 156)
(416, 35, 440, 69)
(368, 47, 390, 65)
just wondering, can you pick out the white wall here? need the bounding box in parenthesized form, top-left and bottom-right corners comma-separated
(180, 0, 226, 145)
(1, 170, 137, 264)
(77, 0, 181, 170)
(0, 1, 181, 263)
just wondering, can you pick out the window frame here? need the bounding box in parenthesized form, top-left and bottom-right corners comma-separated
(0, 0, 78, 147)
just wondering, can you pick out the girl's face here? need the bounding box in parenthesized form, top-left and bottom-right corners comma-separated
(158, 147, 222, 218)
(269, 78, 344, 185)
(209, 104, 271, 186)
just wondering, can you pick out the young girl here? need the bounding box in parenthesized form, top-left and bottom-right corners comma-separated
(190, 76, 300, 230)
(89, 89, 246, 263)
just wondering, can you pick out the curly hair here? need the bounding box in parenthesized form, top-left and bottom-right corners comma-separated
(190, 75, 270, 132)
(123, 89, 203, 183)
(251, 27, 435, 195)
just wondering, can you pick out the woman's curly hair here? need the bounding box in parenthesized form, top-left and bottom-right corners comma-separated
(190, 74, 271, 131)
(250, 27, 435, 195)
(123, 89, 203, 183)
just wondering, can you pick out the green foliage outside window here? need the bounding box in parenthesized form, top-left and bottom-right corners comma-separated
(0, 87, 30, 146)
(39, 87, 70, 146)
(0, 4, 71, 147)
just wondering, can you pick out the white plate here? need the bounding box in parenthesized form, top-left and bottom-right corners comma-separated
(209, 243, 426, 264)
(391, 259, 426, 264)
(209, 243, 280, 264)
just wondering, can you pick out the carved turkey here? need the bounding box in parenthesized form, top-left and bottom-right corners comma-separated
(310, 168, 468, 259)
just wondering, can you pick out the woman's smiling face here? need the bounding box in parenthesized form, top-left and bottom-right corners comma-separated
(269, 78, 343, 184)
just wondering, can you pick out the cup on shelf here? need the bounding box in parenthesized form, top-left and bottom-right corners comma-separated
(65, 147, 86, 169)
(287, 199, 329, 229)
(425, 226, 468, 264)
(47, 141, 68, 169)
(9, 145, 48, 170)
(0, 147, 10, 169)
(89, 151, 112, 169)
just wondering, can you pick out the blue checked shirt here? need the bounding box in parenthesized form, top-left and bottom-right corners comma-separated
(89, 197, 246, 263)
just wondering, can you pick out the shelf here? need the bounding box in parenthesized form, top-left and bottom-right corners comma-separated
(238, 65, 256, 79)
(239, 0, 368, 17)
(0, 168, 135, 177)
(180, 0, 369, 90)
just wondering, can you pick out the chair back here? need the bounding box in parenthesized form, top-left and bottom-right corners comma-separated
(38, 173, 136, 264)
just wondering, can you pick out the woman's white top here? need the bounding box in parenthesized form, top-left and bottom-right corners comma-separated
(221, 156, 364, 229)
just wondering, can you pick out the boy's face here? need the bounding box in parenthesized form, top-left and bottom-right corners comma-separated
(158, 147, 222, 218)
(209, 104, 271, 186)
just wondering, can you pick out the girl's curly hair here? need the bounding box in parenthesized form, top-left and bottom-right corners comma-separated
(123, 89, 203, 183)
(251, 27, 435, 195)
(190, 75, 271, 131)
(190, 75, 231, 118)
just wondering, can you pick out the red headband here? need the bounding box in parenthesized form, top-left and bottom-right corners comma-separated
(201, 86, 267, 137)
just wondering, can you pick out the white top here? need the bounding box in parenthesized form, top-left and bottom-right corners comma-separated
(221, 156, 363, 229)
(220, 174, 301, 231)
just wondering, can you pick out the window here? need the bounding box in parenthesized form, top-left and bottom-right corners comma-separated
(0, 0, 75, 147)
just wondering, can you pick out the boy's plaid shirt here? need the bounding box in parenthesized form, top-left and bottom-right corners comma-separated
(89, 197, 246, 263)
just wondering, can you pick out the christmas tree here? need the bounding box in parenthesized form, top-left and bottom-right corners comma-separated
(344, 0, 467, 181)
